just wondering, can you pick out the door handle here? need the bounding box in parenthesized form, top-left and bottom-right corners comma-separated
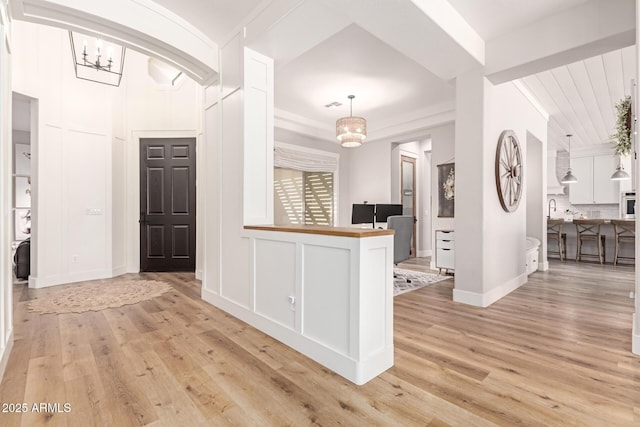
(139, 212, 147, 225)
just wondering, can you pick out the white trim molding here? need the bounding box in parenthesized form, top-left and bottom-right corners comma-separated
(453, 273, 528, 308)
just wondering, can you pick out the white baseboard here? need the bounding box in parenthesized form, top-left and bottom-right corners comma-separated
(417, 249, 432, 258)
(0, 330, 14, 383)
(539, 260, 549, 271)
(111, 265, 127, 277)
(453, 273, 527, 308)
(195, 269, 203, 280)
(29, 269, 115, 288)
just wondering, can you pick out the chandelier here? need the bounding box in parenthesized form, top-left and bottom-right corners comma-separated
(69, 31, 126, 87)
(336, 95, 367, 147)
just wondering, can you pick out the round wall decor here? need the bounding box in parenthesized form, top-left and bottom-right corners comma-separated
(495, 130, 522, 213)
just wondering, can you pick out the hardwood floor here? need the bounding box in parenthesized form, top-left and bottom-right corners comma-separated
(0, 261, 638, 426)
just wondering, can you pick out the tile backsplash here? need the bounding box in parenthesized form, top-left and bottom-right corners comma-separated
(547, 151, 620, 219)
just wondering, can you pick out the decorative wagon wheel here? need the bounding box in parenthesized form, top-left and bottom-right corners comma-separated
(495, 130, 523, 213)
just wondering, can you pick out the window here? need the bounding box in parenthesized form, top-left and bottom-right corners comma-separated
(274, 168, 334, 226)
(273, 142, 339, 226)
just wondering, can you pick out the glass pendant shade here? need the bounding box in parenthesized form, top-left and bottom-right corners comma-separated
(610, 163, 630, 180)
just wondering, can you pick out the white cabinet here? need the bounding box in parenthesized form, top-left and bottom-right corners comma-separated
(435, 230, 454, 274)
(569, 154, 619, 204)
(593, 155, 619, 203)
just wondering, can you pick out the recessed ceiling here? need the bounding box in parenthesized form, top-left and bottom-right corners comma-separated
(447, 0, 589, 40)
(150, 0, 631, 150)
(275, 24, 455, 140)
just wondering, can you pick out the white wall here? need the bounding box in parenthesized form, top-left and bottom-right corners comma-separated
(0, 0, 14, 381)
(455, 68, 547, 307)
(12, 21, 114, 287)
(11, 20, 200, 287)
(526, 131, 544, 271)
(347, 140, 393, 210)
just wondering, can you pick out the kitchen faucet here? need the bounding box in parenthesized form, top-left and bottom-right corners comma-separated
(547, 198, 556, 219)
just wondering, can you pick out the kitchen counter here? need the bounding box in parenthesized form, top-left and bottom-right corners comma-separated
(547, 218, 634, 263)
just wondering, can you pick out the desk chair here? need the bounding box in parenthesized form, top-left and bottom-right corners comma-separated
(546, 219, 566, 261)
(611, 219, 635, 266)
(388, 215, 413, 265)
(574, 219, 605, 264)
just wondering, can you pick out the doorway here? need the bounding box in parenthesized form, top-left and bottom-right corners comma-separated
(401, 155, 417, 257)
(140, 138, 196, 272)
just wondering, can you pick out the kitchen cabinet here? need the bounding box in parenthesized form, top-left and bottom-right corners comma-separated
(435, 230, 454, 274)
(569, 154, 619, 204)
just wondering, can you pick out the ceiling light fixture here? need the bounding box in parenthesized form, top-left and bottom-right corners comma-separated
(336, 95, 367, 148)
(560, 134, 578, 184)
(69, 31, 126, 87)
(610, 163, 630, 180)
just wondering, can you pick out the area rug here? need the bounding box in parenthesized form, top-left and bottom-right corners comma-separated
(394, 269, 452, 296)
(27, 279, 173, 314)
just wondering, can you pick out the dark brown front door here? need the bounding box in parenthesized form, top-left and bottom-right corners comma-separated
(140, 138, 196, 272)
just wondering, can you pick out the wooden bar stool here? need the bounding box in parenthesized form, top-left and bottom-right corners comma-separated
(546, 219, 567, 261)
(611, 219, 635, 265)
(574, 219, 605, 264)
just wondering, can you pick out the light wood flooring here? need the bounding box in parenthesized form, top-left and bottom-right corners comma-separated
(0, 259, 638, 426)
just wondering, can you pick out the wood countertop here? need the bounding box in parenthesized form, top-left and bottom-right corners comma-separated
(244, 224, 394, 238)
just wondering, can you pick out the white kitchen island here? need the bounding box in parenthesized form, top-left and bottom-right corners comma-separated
(548, 219, 635, 264)
(203, 224, 395, 385)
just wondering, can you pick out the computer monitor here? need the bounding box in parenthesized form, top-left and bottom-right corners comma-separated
(375, 204, 403, 223)
(351, 204, 375, 225)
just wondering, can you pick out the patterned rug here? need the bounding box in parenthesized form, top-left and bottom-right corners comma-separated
(27, 279, 173, 314)
(394, 269, 452, 296)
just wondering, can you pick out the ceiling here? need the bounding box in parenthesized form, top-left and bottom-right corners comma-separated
(520, 46, 636, 151)
(274, 24, 455, 136)
(149, 0, 633, 149)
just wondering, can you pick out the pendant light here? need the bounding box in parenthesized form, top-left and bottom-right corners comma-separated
(610, 163, 630, 180)
(336, 95, 367, 148)
(560, 134, 578, 184)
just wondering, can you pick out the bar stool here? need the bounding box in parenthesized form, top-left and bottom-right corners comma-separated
(547, 219, 567, 261)
(574, 219, 605, 264)
(611, 219, 635, 265)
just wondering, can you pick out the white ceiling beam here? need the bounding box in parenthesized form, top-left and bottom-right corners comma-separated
(10, 0, 219, 85)
(335, 0, 483, 80)
(485, 0, 635, 84)
(410, 0, 484, 65)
